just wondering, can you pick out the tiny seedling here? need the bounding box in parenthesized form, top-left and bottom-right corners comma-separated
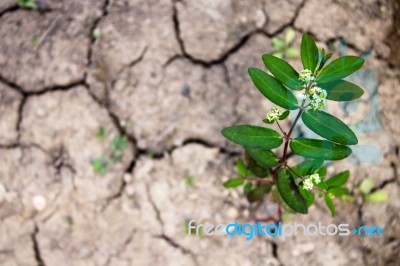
(185, 175, 196, 188)
(96, 127, 108, 141)
(91, 156, 110, 175)
(91, 28, 101, 40)
(271, 29, 300, 59)
(110, 135, 129, 163)
(17, 0, 37, 9)
(92, 128, 129, 175)
(222, 33, 365, 217)
(359, 178, 389, 203)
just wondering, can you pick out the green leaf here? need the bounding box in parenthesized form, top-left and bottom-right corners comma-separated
(285, 29, 296, 44)
(359, 178, 374, 194)
(246, 153, 270, 177)
(223, 178, 244, 188)
(326, 170, 350, 188)
(276, 169, 308, 214)
(324, 194, 335, 217)
(299, 185, 315, 207)
(328, 187, 349, 197)
(279, 110, 290, 120)
(273, 52, 283, 59)
(318, 167, 328, 179)
(290, 138, 352, 160)
(301, 33, 319, 72)
(236, 159, 247, 177)
(302, 110, 358, 145)
(321, 80, 364, 101)
(247, 185, 271, 203)
(17, 0, 37, 9)
(285, 48, 300, 58)
(271, 185, 295, 213)
(295, 159, 324, 176)
(316, 56, 365, 83)
(261, 55, 303, 90)
(221, 125, 283, 149)
(364, 191, 389, 203)
(243, 182, 253, 195)
(272, 37, 285, 50)
(245, 148, 279, 168)
(316, 181, 329, 190)
(248, 68, 299, 109)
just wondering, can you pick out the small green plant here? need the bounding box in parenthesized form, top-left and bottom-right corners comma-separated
(185, 175, 196, 188)
(91, 156, 110, 175)
(110, 135, 129, 162)
(91, 128, 129, 175)
(271, 29, 300, 59)
(359, 178, 389, 203)
(17, 0, 37, 9)
(222, 33, 365, 217)
(96, 127, 108, 141)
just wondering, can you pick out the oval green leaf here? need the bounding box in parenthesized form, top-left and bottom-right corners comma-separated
(223, 178, 244, 188)
(302, 110, 358, 145)
(316, 56, 365, 83)
(221, 125, 283, 149)
(261, 55, 303, 90)
(328, 187, 349, 197)
(248, 68, 299, 109)
(279, 110, 290, 120)
(292, 159, 324, 177)
(299, 185, 315, 208)
(364, 191, 389, 203)
(247, 185, 271, 203)
(276, 169, 308, 214)
(245, 148, 279, 168)
(236, 159, 247, 177)
(301, 33, 319, 72)
(324, 194, 335, 217)
(243, 182, 253, 195)
(290, 138, 352, 160)
(321, 80, 364, 101)
(326, 170, 350, 188)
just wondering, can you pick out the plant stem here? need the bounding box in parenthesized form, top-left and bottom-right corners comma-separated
(276, 121, 286, 136)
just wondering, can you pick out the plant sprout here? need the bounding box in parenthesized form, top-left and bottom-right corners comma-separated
(17, 0, 37, 9)
(271, 29, 300, 59)
(222, 33, 365, 217)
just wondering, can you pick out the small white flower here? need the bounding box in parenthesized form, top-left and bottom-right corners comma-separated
(302, 178, 314, 191)
(309, 173, 321, 184)
(299, 69, 315, 83)
(265, 107, 283, 123)
(307, 85, 327, 110)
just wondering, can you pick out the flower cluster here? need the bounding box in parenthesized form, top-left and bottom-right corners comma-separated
(302, 173, 322, 191)
(265, 107, 283, 123)
(304, 85, 327, 110)
(299, 69, 315, 83)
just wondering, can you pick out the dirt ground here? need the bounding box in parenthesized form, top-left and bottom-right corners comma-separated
(0, 0, 399, 265)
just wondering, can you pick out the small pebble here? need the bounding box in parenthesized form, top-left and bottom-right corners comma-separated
(0, 183, 6, 203)
(32, 195, 47, 211)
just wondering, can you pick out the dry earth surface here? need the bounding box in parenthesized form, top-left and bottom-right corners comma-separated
(0, 0, 399, 265)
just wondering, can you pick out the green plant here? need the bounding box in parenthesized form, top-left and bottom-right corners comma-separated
(222, 33, 365, 217)
(96, 127, 108, 141)
(91, 156, 110, 175)
(17, 0, 37, 9)
(185, 175, 196, 188)
(91, 128, 129, 175)
(359, 178, 389, 203)
(110, 135, 129, 163)
(271, 29, 300, 59)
